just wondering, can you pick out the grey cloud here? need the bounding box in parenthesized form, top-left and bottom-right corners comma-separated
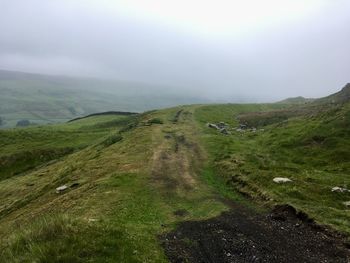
(0, 0, 350, 102)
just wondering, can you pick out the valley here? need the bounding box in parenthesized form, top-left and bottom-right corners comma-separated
(0, 70, 207, 128)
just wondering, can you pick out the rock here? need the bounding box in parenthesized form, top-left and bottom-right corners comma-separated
(207, 122, 230, 131)
(56, 185, 68, 193)
(331, 187, 350, 193)
(217, 122, 228, 129)
(220, 128, 230, 135)
(207, 123, 219, 129)
(273, 177, 292, 184)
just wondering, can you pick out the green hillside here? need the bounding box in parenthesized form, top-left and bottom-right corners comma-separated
(277, 96, 315, 104)
(0, 70, 206, 128)
(0, 86, 350, 261)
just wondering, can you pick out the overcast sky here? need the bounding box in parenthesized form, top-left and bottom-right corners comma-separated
(0, 0, 349, 101)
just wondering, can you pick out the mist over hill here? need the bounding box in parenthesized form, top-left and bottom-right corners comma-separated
(0, 70, 209, 127)
(1, 1, 350, 261)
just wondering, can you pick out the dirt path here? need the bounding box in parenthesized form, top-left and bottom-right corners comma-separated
(151, 135, 196, 191)
(152, 107, 350, 262)
(151, 109, 202, 196)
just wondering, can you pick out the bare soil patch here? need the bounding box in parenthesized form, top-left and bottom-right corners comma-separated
(161, 203, 350, 262)
(151, 134, 197, 193)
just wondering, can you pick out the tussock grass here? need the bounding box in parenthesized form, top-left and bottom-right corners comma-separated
(1, 215, 132, 263)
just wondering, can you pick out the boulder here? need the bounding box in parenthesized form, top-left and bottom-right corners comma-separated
(56, 185, 68, 193)
(273, 177, 292, 184)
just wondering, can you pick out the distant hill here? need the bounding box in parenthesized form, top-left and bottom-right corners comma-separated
(0, 70, 206, 128)
(278, 96, 315, 104)
(314, 83, 350, 105)
(239, 83, 350, 128)
(269, 83, 350, 106)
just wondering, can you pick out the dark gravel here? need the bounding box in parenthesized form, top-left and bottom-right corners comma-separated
(161, 204, 350, 263)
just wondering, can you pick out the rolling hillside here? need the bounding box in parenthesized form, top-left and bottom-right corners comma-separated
(0, 70, 206, 128)
(0, 85, 349, 262)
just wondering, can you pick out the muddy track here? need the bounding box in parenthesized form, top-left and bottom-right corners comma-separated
(151, 132, 198, 194)
(172, 109, 184, 123)
(151, 109, 202, 195)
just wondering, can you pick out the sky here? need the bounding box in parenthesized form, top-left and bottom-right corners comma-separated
(0, 0, 350, 101)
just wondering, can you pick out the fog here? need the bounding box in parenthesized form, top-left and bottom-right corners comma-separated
(1, 0, 350, 102)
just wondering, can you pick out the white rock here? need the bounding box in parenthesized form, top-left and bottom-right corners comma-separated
(56, 185, 68, 193)
(273, 177, 292, 184)
(331, 187, 349, 193)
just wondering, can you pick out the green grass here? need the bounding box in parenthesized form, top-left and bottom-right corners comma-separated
(0, 107, 228, 262)
(201, 166, 243, 202)
(194, 102, 350, 233)
(0, 114, 132, 180)
(1, 215, 132, 263)
(1, 96, 350, 262)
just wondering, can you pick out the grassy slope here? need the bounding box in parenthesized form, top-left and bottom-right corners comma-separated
(277, 96, 314, 104)
(194, 101, 350, 233)
(0, 114, 130, 180)
(1, 98, 349, 261)
(0, 107, 231, 262)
